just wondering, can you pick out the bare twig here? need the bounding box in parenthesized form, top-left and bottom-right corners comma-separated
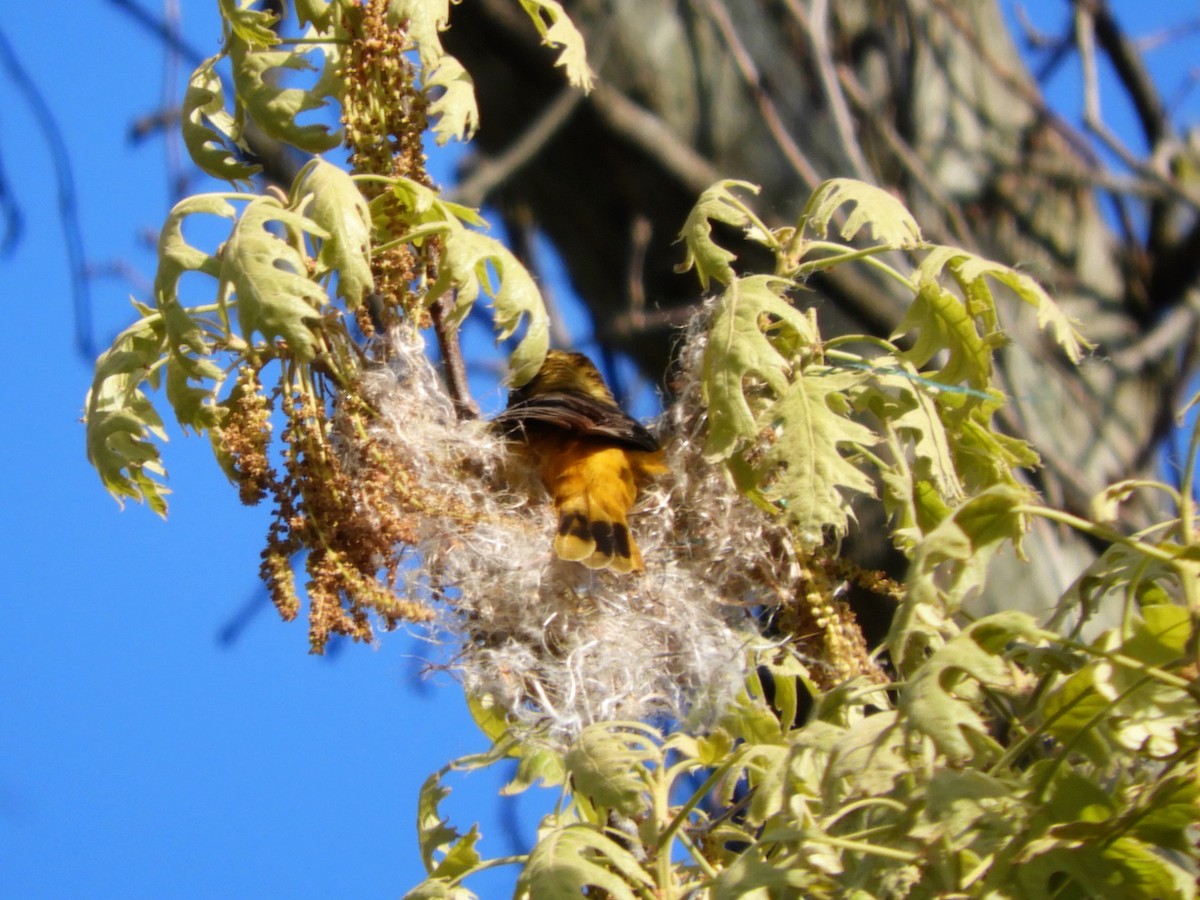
(106, 0, 206, 64)
(625, 215, 653, 333)
(430, 294, 480, 421)
(0, 28, 93, 357)
(700, 0, 821, 191)
(449, 87, 585, 208)
(927, 0, 1096, 164)
(1109, 298, 1200, 373)
(783, 0, 873, 183)
(835, 64, 977, 250)
(1084, 0, 1168, 149)
(588, 84, 721, 195)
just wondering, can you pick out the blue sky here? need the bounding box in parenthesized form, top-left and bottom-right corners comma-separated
(1, 3, 1196, 898)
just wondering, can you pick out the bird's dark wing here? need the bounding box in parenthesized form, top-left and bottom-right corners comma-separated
(492, 391, 660, 452)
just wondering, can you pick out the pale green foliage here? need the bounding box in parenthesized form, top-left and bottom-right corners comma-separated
(85, 305, 171, 515)
(292, 159, 374, 309)
(413, 577, 1199, 897)
(87, 0, 558, 512)
(380, 176, 550, 385)
(675, 177, 1088, 547)
(182, 57, 261, 185)
(403, 174, 1198, 897)
(228, 29, 344, 153)
(675, 180, 761, 289)
(799, 176, 923, 247)
(83, 4, 1200, 896)
(426, 57, 479, 145)
(516, 0, 595, 91)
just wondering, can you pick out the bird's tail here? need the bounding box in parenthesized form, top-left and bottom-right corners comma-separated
(550, 446, 645, 572)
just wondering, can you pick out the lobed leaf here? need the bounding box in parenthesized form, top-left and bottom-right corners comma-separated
(900, 612, 1040, 763)
(84, 309, 171, 516)
(895, 486, 1030, 667)
(291, 158, 374, 309)
(229, 34, 342, 153)
(218, 0, 280, 47)
(676, 180, 761, 289)
(182, 56, 261, 184)
(918, 245, 1092, 364)
(389, 0, 451, 67)
(893, 278, 998, 389)
(154, 195, 238, 431)
(740, 368, 878, 544)
(799, 178, 922, 247)
(516, 824, 653, 900)
(515, 0, 594, 91)
(701, 274, 815, 461)
(1043, 603, 1194, 763)
(424, 218, 549, 386)
(563, 723, 659, 817)
(427, 56, 479, 145)
(295, 0, 336, 29)
(221, 197, 331, 362)
(415, 769, 469, 875)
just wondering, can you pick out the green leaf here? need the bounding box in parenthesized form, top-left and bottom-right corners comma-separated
(154, 195, 238, 432)
(893, 278, 997, 389)
(464, 693, 565, 794)
(1130, 774, 1200, 853)
(563, 724, 658, 817)
(822, 710, 907, 803)
(515, 0, 594, 91)
(218, 0, 280, 47)
(84, 308, 171, 516)
(182, 56, 261, 184)
(676, 180, 761, 289)
(1018, 833, 1196, 900)
(516, 824, 653, 900)
(920, 245, 1093, 364)
(799, 178, 922, 247)
(221, 197, 330, 362)
(388, 0, 451, 66)
(1043, 604, 1194, 764)
(895, 490, 1030, 664)
(229, 34, 342, 153)
(900, 612, 1040, 763)
(741, 368, 878, 544)
(291, 158, 374, 309)
(701, 274, 816, 461)
(156, 195, 237, 301)
(296, 0, 335, 29)
(415, 767, 484, 884)
(426, 225, 549, 386)
(402, 879, 478, 900)
(427, 56, 479, 145)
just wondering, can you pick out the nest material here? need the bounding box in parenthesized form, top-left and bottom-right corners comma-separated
(352, 322, 877, 741)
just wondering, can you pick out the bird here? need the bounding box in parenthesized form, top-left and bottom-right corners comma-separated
(492, 350, 667, 572)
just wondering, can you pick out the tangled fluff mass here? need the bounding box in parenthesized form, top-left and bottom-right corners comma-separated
(353, 319, 801, 740)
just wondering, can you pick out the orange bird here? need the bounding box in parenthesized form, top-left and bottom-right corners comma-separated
(493, 351, 666, 573)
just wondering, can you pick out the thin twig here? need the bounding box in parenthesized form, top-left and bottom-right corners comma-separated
(1109, 299, 1200, 373)
(449, 87, 585, 208)
(835, 63, 977, 250)
(786, 0, 873, 183)
(0, 28, 93, 357)
(1084, 0, 1168, 149)
(106, 0, 206, 64)
(588, 84, 721, 195)
(430, 293, 480, 421)
(700, 0, 821, 190)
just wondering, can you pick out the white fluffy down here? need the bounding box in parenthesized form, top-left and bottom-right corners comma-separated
(354, 326, 787, 742)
